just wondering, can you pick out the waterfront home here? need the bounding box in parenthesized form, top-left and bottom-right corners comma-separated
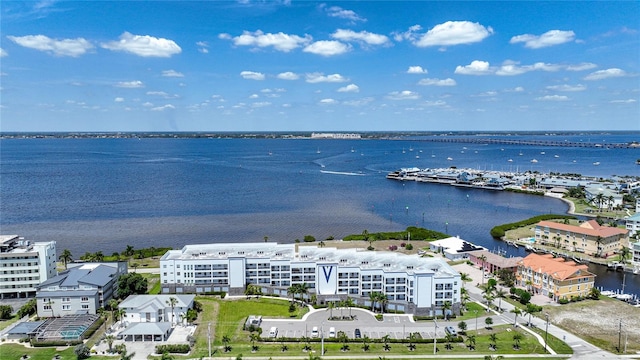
(516, 253, 595, 302)
(36, 262, 127, 317)
(0, 235, 57, 300)
(584, 185, 623, 209)
(535, 220, 628, 257)
(626, 213, 640, 236)
(428, 236, 486, 261)
(160, 242, 461, 316)
(118, 294, 195, 325)
(468, 250, 522, 274)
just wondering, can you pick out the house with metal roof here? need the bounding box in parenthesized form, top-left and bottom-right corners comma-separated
(118, 294, 194, 325)
(36, 262, 127, 317)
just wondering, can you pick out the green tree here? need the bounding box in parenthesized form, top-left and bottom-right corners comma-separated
(382, 334, 391, 351)
(512, 332, 523, 350)
(17, 299, 37, 318)
(443, 301, 452, 320)
(589, 287, 601, 300)
(458, 321, 467, 335)
(303, 235, 316, 242)
(466, 334, 476, 350)
(108, 298, 119, 325)
(117, 272, 148, 299)
(510, 308, 522, 326)
(74, 344, 90, 359)
(123, 245, 135, 258)
(106, 334, 116, 353)
(0, 305, 13, 320)
(222, 335, 232, 352)
(479, 254, 487, 285)
(619, 246, 631, 264)
(489, 333, 498, 350)
(485, 316, 493, 329)
(59, 249, 73, 270)
(166, 296, 178, 325)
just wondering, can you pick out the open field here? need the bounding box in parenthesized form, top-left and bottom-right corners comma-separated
(544, 296, 640, 354)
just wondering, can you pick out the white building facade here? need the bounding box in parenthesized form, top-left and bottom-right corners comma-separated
(160, 243, 461, 316)
(0, 235, 57, 299)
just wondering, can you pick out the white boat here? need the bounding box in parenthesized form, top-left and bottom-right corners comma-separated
(531, 159, 538, 163)
(540, 151, 545, 155)
(316, 148, 321, 154)
(593, 162, 600, 166)
(554, 155, 559, 158)
(508, 159, 513, 162)
(447, 157, 453, 161)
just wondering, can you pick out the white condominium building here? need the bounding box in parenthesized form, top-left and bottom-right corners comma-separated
(160, 243, 461, 316)
(0, 235, 57, 299)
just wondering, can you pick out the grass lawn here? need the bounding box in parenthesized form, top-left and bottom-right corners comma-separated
(140, 273, 161, 294)
(0, 343, 76, 360)
(0, 315, 21, 332)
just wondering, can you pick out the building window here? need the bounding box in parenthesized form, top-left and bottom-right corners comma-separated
(62, 305, 70, 310)
(81, 297, 89, 302)
(81, 305, 89, 309)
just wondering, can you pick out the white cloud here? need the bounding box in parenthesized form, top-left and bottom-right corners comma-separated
(101, 32, 181, 57)
(240, 71, 266, 80)
(303, 40, 351, 56)
(407, 66, 427, 74)
(277, 72, 299, 80)
(305, 73, 349, 83)
(418, 78, 456, 86)
(196, 41, 209, 53)
(387, 90, 420, 100)
(546, 84, 586, 92)
(162, 70, 184, 78)
(412, 21, 493, 47)
(7, 34, 93, 57)
(151, 104, 175, 111)
(343, 97, 374, 106)
(0, 48, 7, 57)
(142, 102, 154, 107)
(249, 94, 259, 99)
(536, 95, 569, 101)
(223, 30, 311, 52)
(566, 62, 597, 71)
(114, 97, 125, 102)
(510, 30, 575, 49)
(251, 101, 271, 108)
(338, 84, 360, 93)
(331, 29, 390, 46)
(424, 100, 447, 107)
(455, 60, 493, 75)
(115, 80, 144, 88)
(147, 91, 179, 99)
(319, 98, 338, 105)
(610, 99, 637, 104)
(323, 5, 366, 22)
(584, 68, 629, 80)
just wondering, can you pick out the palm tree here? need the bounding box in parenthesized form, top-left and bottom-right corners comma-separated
(222, 335, 232, 352)
(362, 335, 371, 352)
(298, 283, 309, 304)
(318, 240, 325, 248)
(337, 331, 349, 352)
(94, 251, 104, 262)
(345, 296, 355, 318)
(511, 308, 522, 326)
(495, 288, 507, 312)
(327, 301, 335, 319)
(119, 345, 135, 360)
(444, 333, 454, 350)
(553, 236, 562, 249)
(46, 299, 55, 317)
(106, 334, 116, 353)
(594, 193, 605, 212)
(466, 334, 476, 350)
(478, 254, 487, 285)
(443, 301, 452, 320)
(250, 333, 260, 352)
(123, 245, 135, 258)
(59, 249, 73, 269)
(166, 297, 178, 326)
(263, 236, 268, 243)
(287, 285, 298, 303)
(378, 292, 389, 314)
(595, 236, 604, 257)
(619, 246, 631, 264)
(97, 307, 108, 330)
(407, 332, 418, 351)
(115, 308, 126, 324)
(108, 299, 119, 325)
(512, 332, 523, 350)
(382, 334, 391, 351)
(489, 333, 498, 350)
(607, 195, 615, 210)
(368, 292, 378, 312)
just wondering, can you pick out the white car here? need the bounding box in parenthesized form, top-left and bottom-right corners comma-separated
(329, 327, 336, 338)
(311, 326, 319, 338)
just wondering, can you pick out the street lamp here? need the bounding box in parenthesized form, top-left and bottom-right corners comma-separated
(544, 314, 549, 353)
(433, 319, 438, 354)
(207, 322, 211, 359)
(321, 321, 324, 355)
(474, 310, 478, 334)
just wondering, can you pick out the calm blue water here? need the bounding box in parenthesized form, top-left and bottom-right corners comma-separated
(1, 133, 639, 295)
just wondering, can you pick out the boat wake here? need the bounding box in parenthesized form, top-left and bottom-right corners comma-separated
(320, 170, 365, 176)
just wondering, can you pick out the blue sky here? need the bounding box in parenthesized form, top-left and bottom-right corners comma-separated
(1, 1, 639, 132)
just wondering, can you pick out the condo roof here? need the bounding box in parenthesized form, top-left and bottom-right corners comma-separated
(537, 220, 627, 238)
(518, 253, 593, 281)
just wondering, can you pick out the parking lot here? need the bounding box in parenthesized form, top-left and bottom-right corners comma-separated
(260, 307, 454, 341)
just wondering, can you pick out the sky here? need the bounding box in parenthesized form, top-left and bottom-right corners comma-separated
(1, 1, 639, 132)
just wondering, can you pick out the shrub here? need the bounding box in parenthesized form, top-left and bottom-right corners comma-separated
(558, 298, 570, 304)
(303, 235, 316, 242)
(156, 344, 191, 354)
(405, 244, 413, 250)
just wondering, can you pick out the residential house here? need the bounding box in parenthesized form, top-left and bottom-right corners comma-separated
(428, 236, 486, 261)
(516, 253, 595, 302)
(584, 185, 623, 209)
(36, 262, 127, 317)
(626, 213, 640, 237)
(468, 250, 522, 274)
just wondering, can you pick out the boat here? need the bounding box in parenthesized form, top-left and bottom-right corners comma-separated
(525, 244, 534, 252)
(519, 151, 523, 156)
(593, 162, 600, 166)
(507, 159, 513, 162)
(531, 159, 538, 163)
(540, 151, 545, 155)
(554, 155, 560, 158)
(351, 147, 355, 153)
(447, 157, 453, 161)
(316, 148, 321, 154)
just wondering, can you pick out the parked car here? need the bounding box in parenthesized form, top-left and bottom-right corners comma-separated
(445, 326, 457, 336)
(269, 327, 278, 338)
(354, 328, 361, 338)
(311, 326, 319, 338)
(329, 327, 336, 338)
